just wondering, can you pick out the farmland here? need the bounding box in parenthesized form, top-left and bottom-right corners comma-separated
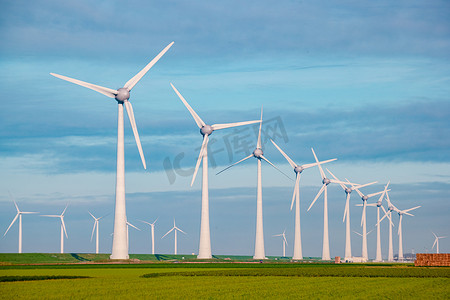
(0, 254, 449, 299)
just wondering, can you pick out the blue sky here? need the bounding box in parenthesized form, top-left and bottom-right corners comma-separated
(0, 0, 449, 257)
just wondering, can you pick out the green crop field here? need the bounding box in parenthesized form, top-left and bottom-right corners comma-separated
(0, 254, 449, 299)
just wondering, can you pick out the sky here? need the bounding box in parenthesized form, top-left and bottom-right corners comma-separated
(0, 0, 449, 258)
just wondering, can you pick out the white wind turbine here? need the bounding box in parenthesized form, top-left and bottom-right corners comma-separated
(365, 182, 391, 262)
(271, 140, 336, 260)
(51, 42, 174, 259)
(88, 211, 108, 254)
(351, 183, 386, 261)
(217, 109, 290, 260)
(139, 218, 158, 255)
(170, 84, 260, 259)
(377, 190, 396, 261)
(432, 232, 446, 254)
(307, 148, 346, 261)
(161, 219, 186, 255)
(42, 204, 69, 254)
(126, 221, 140, 253)
(273, 230, 288, 257)
(394, 205, 420, 261)
(4, 200, 38, 253)
(326, 169, 377, 261)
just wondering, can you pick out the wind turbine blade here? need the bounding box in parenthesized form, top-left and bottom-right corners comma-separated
(20, 211, 39, 214)
(216, 154, 253, 175)
(260, 155, 293, 180)
(326, 168, 347, 191)
(270, 139, 296, 169)
(311, 148, 325, 179)
(353, 181, 378, 191)
(90, 221, 97, 242)
(176, 227, 187, 235)
(124, 101, 146, 169)
(13, 201, 20, 213)
(139, 219, 152, 226)
(273, 234, 283, 237)
(367, 190, 388, 198)
(404, 206, 421, 213)
(302, 158, 337, 169)
(61, 218, 68, 238)
(50, 73, 117, 98)
(170, 83, 205, 128)
(61, 204, 69, 216)
(161, 227, 174, 239)
(127, 222, 141, 231)
(41, 215, 60, 218)
(4, 214, 19, 236)
(308, 184, 326, 211)
(124, 42, 174, 91)
(353, 231, 363, 237)
(212, 120, 260, 131)
(151, 218, 159, 225)
(348, 179, 365, 198)
(290, 174, 300, 211)
(191, 135, 209, 186)
(257, 106, 263, 149)
(432, 231, 438, 239)
(88, 211, 96, 220)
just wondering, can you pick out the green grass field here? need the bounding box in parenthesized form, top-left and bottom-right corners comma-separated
(0, 254, 449, 299)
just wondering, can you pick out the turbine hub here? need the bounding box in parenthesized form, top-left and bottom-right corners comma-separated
(389, 205, 394, 211)
(253, 148, 263, 158)
(362, 195, 368, 201)
(323, 178, 331, 185)
(377, 201, 382, 207)
(200, 125, 213, 136)
(345, 188, 352, 194)
(115, 88, 130, 102)
(294, 166, 304, 173)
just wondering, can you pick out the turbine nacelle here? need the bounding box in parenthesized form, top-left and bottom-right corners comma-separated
(294, 165, 304, 174)
(377, 200, 382, 207)
(345, 187, 352, 194)
(200, 125, 214, 136)
(388, 205, 395, 211)
(322, 178, 331, 185)
(115, 88, 130, 102)
(253, 148, 263, 158)
(362, 195, 369, 201)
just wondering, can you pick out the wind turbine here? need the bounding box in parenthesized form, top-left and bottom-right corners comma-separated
(139, 218, 158, 254)
(4, 199, 38, 253)
(217, 108, 290, 260)
(326, 168, 377, 261)
(161, 219, 186, 255)
(365, 182, 391, 262)
(51, 42, 174, 259)
(273, 230, 288, 257)
(351, 183, 386, 261)
(271, 140, 336, 260)
(42, 204, 69, 253)
(126, 221, 141, 253)
(307, 148, 346, 261)
(88, 211, 108, 254)
(432, 232, 446, 254)
(394, 205, 420, 261)
(377, 191, 396, 261)
(170, 84, 260, 259)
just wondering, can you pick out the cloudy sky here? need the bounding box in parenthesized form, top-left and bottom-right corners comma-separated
(0, 0, 449, 258)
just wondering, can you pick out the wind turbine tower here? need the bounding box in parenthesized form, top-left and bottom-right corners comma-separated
(170, 84, 259, 259)
(88, 211, 108, 254)
(51, 42, 174, 259)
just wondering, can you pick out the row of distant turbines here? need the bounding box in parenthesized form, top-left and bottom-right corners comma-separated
(3, 42, 433, 260)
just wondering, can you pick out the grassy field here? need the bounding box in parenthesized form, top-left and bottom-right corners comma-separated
(0, 254, 449, 299)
